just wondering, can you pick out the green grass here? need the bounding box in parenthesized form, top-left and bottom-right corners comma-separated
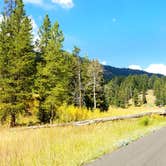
(0, 115, 166, 166)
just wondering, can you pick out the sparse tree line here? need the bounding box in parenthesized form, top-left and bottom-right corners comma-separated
(0, 1, 166, 127)
(105, 75, 166, 108)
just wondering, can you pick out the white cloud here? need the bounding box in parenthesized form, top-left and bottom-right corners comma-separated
(0, 15, 3, 23)
(52, 0, 74, 8)
(128, 64, 166, 76)
(24, 0, 74, 9)
(0, 15, 2, 32)
(29, 16, 39, 41)
(145, 64, 166, 76)
(101, 61, 107, 65)
(129, 65, 142, 70)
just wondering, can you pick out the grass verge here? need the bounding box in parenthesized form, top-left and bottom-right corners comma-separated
(0, 115, 166, 166)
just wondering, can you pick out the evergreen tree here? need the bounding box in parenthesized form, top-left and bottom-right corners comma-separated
(153, 77, 166, 106)
(38, 14, 51, 52)
(74, 46, 83, 108)
(4, 0, 16, 17)
(70, 46, 83, 108)
(36, 20, 70, 123)
(35, 15, 52, 123)
(142, 90, 147, 104)
(0, 0, 35, 126)
(133, 88, 139, 106)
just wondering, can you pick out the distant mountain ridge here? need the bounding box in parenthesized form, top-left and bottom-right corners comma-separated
(103, 65, 163, 81)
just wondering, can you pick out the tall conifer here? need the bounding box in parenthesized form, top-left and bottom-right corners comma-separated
(0, 0, 35, 126)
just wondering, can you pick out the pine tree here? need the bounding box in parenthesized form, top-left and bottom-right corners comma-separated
(133, 89, 139, 107)
(70, 46, 83, 108)
(142, 90, 147, 104)
(36, 20, 70, 123)
(0, 0, 35, 126)
(4, 0, 16, 17)
(35, 15, 52, 123)
(38, 14, 51, 52)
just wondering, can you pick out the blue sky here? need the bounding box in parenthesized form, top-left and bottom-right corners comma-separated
(1, 0, 166, 75)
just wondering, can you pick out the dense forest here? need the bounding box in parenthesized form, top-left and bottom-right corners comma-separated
(105, 75, 166, 108)
(0, 0, 166, 127)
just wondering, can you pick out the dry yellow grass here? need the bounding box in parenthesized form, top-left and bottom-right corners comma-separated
(1, 90, 164, 166)
(0, 115, 166, 166)
(88, 90, 165, 119)
(102, 105, 165, 117)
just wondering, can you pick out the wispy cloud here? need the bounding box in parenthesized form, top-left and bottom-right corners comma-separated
(128, 65, 142, 70)
(52, 0, 74, 9)
(129, 64, 166, 75)
(23, 0, 74, 9)
(101, 61, 107, 65)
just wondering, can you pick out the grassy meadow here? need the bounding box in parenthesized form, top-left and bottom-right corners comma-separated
(1, 115, 166, 166)
(1, 1, 166, 166)
(1, 90, 166, 166)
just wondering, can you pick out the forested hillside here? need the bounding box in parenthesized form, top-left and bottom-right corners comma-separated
(105, 75, 166, 108)
(103, 65, 163, 82)
(0, 0, 166, 127)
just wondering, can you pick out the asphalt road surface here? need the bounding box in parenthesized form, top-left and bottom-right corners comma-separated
(87, 127, 166, 166)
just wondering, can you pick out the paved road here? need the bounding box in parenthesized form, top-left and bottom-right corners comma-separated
(87, 127, 166, 166)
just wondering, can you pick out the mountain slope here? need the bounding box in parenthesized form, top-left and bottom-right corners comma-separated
(103, 65, 163, 81)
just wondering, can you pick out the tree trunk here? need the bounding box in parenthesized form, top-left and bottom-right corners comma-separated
(78, 60, 82, 108)
(10, 113, 16, 127)
(50, 105, 54, 124)
(93, 73, 96, 109)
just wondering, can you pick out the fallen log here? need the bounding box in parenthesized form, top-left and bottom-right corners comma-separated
(19, 110, 166, 130)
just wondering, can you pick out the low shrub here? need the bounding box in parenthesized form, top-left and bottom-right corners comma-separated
(57, 104, 89, 122)
(57, 104, 101, 123)
(139, 116, 151, 126)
